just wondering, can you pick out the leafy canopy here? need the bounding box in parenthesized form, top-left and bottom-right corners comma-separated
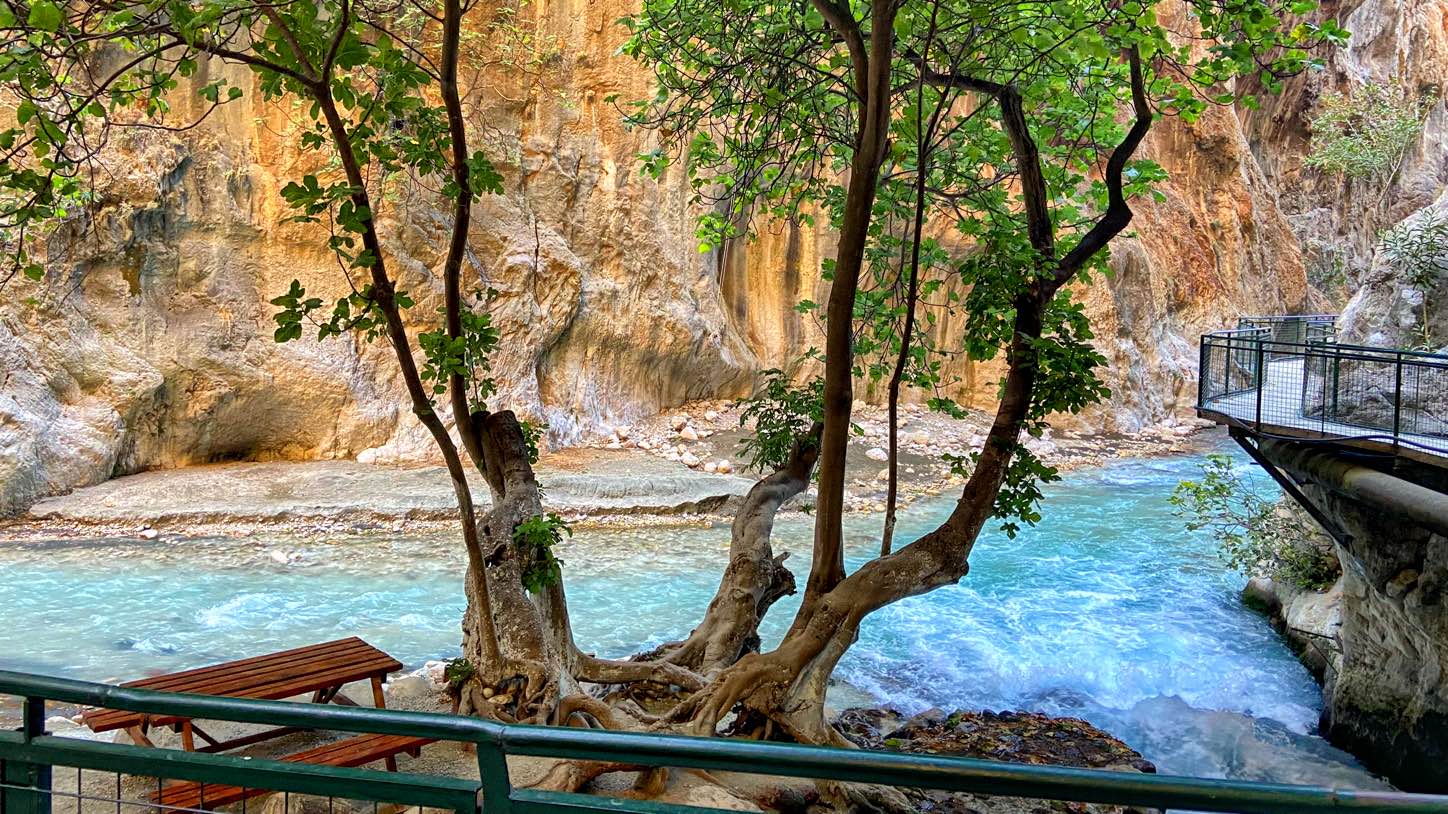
(623, 0, 1343, 533)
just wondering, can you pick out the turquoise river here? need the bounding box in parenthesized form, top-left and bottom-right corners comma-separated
(0, 447, 1389, 788)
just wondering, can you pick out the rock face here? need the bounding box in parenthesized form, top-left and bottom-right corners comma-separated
(1244, 576, 1345, 685)
(1240, 0, 1448, 297)
(3, 0, 1442, 515)
(1323, 483, 1448, 792)
(1262, 464, 1448, 793)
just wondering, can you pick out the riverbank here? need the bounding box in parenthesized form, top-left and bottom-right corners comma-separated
(0, 402, 1209, 541)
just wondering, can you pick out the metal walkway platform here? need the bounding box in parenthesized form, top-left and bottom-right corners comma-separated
(1196, 317, 1448, 467)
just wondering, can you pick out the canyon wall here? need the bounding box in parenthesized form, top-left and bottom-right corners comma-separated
(1240, 0, 1448, 326)
(0, 0, 1417, 514)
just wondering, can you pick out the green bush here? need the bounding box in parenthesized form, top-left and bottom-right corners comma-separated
(513, 512, 570, 593)
(1170, 454, 1340, 590)
(1304, 80, 1436, 179)
(1379, 209, 1448, 350)
(736, 369, 823, 473)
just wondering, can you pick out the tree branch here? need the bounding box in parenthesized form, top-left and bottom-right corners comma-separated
(1054, 46, 1152, 283)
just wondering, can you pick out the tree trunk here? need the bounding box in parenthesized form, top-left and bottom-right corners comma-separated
(794, 0, 899, 633)
(649, 426, 820, 678)
(677, 301, 1043, 744)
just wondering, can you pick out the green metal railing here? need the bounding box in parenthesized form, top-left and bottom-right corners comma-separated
(5, 670, 1448, 814)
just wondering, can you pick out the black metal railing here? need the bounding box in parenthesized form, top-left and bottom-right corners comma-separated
(1237, 314, 1339, 349)
(1197, 318, 1448, 458)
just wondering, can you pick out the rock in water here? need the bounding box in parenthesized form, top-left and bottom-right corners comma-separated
(835, 707, 1157, 814)
(857, 706, 1152, 767)
(865, 447, 889, 462)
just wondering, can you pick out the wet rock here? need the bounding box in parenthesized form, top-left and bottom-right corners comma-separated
(833, 707, 905, 749)
(889, 706, 948, 740)
(875, 708, 1155, 774)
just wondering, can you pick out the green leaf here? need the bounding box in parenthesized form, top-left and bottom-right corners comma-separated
(27, 0, 62, 32)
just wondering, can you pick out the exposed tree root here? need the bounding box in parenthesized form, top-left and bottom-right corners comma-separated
(573, 652, 706, 692)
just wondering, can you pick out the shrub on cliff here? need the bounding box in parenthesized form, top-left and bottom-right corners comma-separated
(1305, 79, 1437, 181)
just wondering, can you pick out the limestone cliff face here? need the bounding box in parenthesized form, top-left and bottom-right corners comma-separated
(0, 0, 1378, 513)
(1241, 0, 1448, 298)
(1301, 470, 1448, 792)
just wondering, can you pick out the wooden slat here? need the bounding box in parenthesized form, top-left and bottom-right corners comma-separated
(82, 639, 401, 733)
(83, 640, 375, 729)
(125, 639, 366, 687)
(120, 640, 376, 689)
(149, 735, 435, 811)
(135, 649, 398, 702)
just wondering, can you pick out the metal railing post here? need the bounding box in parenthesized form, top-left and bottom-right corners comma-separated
(1, 697, 52, 814)
(1197, 337, 1208, 407)
(476, 738, 512, 814)
(1254, 337, 1266, 431)
(1393, 352, 1404, 454)
(1224, 337, 1232, 396)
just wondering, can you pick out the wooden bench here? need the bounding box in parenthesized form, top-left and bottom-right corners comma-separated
(148, 734, 435, 812)
(82, 637, 403, 752)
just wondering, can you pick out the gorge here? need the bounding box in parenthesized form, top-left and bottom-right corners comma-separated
(2, 0, 1448, 808)
(5, 0, 1443, 516)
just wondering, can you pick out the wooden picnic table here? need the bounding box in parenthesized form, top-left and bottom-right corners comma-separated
(81, 637, 402, 753)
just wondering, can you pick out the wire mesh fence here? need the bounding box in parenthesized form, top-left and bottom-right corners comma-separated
(1236, 315, 1338, 359)
(0, 766, 434, 814)
(1199, 319, 1448, 458)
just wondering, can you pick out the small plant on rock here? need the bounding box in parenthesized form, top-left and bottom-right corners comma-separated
(1379, 209, 1448, 350)
(443, 657, 477, 691)
(1171, 454, 1340, 590)
(513, 512, 569, 593)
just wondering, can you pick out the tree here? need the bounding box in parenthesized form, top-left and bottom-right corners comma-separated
(0, 0, 1340, 793)
(0, 0, 700, 731)
(1304, 79, 1436, 182)
(621, 0, 1342, 747)
(1379, 208, 1448, 350)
